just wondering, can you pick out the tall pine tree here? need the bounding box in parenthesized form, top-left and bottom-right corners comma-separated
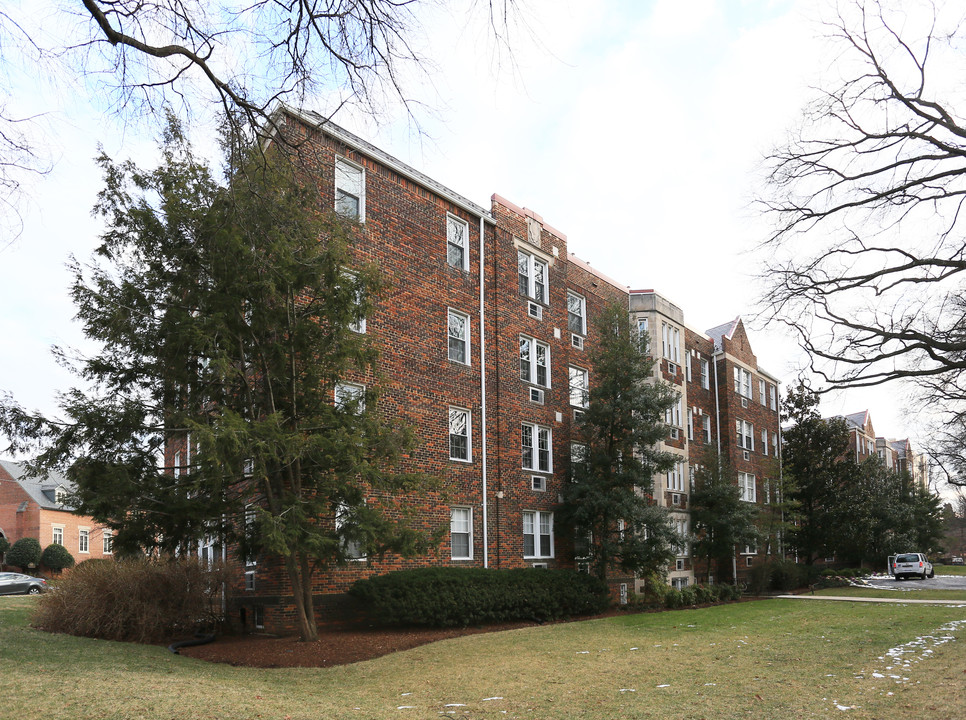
(0, 117, 440, 640)
(561, 304, 679, 583)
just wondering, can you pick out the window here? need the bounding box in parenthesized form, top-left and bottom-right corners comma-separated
(446, 214, 469, 270)
(734, 367, 752, 398)
(764, 479, 771, 505)
(673, 516, 689, 556)
(451, 507, 472, 560)
(336, 504, 365, 560)
(523, 511, 554, 558)
(685, 356, 692, 382)
(769, 384, 777, 411)
(772, 433, 779, 456)
(571, 443, 587, 465)
(569, 366, 589, 408)
(738, 472, 756, 502)
(637, 318, 650, 353)
(517, 250, 548, 303)
(567, 291, 586, 335)
(687, 409, 694, 441)
(667, 460, 685, 492)
(52, 526, 63, 545)
(54, 486, 67, 504)
(103, 530, 113, 554)
(519, 336, 549, 387)
(522, 423, 552, 473)
(449, 407, 471, 462)
(342, 272, 366, 334)
(245, 571, 255, 591)
(666, 398, 682, 438)
(671, 576, 689, 590)
(759, 379, 766, 405)
(662, 323, 680, 363)
(761, 428, 768, 455)
(78, 529, 89, 554)
(335, 157, 364, 220)
(335, 382, 365, 411)
(702, 415, 712, 444)
(244, 505, 258, 567)
(736, 420, 754, 450)
(448, 309, 470, 364)
(700, 358, 710, 389)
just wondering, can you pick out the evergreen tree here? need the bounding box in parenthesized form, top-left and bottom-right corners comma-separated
(6, 537, 41, 572)
(689, 448, 759, 583)
(40, 543, 75, 571)
(560, 304, 679, 583)
(780, 384, 851, 564)
(0, 118, 439, 640)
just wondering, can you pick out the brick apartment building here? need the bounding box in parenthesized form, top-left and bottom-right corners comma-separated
(838, 412, 930, 490)
(179, 107, 785, 633)
(0, 459, 114, 567)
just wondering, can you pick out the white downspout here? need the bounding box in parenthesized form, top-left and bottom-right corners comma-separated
(479, 216, 489, 569)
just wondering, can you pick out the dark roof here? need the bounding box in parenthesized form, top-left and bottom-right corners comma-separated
(0, 459, 75, 511)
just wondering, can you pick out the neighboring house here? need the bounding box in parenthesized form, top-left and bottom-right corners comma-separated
(0, 460, 114, 566)
(169, 107, 787, 634)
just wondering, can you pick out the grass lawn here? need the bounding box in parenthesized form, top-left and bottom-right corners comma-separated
(2, 595, 965, 720)
(934, 564, 966, 576)
(814, 585, 966, 602)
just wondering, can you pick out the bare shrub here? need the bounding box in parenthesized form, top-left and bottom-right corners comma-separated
(32, 557, 229, 643)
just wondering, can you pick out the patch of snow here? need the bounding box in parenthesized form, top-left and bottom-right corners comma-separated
(629, 647, 639, 651)
(656, 684, 670, 688)
(576, 651, 589, 654)
(481, 697, 503, 702)
(619, 689, 636, 693)
(444, 704, 466, 707)
(397, 706, 416, 710)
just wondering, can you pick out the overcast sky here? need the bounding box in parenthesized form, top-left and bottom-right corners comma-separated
(0, 0, 940, 478)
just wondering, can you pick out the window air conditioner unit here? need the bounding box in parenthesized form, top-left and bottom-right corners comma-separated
(527, 301, 543, 320)
(529, 387, 545, 404)
(571, 334, 584, 350)
(531, 562, 548, 569)
(531, 475, 546, 492)
(741, 397, 749, 408)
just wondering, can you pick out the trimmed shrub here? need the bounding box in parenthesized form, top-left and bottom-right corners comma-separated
(769, 559, 806, 591)
(640, 571, 669, 606)
(348, 567, 609, 628)
(695, 584, 714, 604)
(40, 543, 75, 571)
(680, 585, 698, 607)
(746, 562, 771, 595)
(32, 557, 229, 643)
(664, 588, 683, 608)
(6, 537, 42, 572)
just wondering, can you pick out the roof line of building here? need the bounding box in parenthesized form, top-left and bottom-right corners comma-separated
(280, 105, 495, 223)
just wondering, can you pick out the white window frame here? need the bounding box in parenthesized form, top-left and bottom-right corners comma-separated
(759, 379, 766, 405)
(772, 432, 779, 456)
(673, 516, 689, 557)
(734, 367, 752, 398)
(700, 358, 710, 389)
(523, 510, 554, 559)
(667, 460, 685, 492)
(244, 504, 258, 567)
(637, 318, 650, 353)
(522, 423, 552, 473)
(687, 409, 694, 441)
(519, 335, 550, 387)
(341, 271, 366, 334)
(335, 156, 365, 221)
(702, 415, 712, 444)
(567, 291, 586, 336)
(78, 528, 90, 554)
(666, 398, 682, 437)
(517, 250, 548, 304)
(447, 308, 471, 365)
(336, 504, 366, 561)
(102, 530, 113, 554)
(446, 213, 469, 271)
(448, 407, 472, 462)
(52, 525, 64, 545)
(570, 442, 587, 465)
(569, 366, 589, 408)
(736, 419, 754, 450)
(450, 507, 472, 560)
(335, 382, 366, 412)
(662, 323, 680, 363)
(738, 472, 756, 503)
(769, 384, 777, 411)
(761, 428, 769, 456)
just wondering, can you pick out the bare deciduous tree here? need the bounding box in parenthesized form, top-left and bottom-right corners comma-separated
(757, 0, 966, 484)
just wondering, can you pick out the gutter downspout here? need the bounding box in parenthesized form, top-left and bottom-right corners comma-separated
(713, 348, 736, 584)
(479, 216, 489, 569)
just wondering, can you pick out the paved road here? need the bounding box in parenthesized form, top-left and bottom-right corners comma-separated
(862, 573, 966, 591)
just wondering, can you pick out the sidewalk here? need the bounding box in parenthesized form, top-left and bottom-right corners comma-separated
(775, 594, 966, 605)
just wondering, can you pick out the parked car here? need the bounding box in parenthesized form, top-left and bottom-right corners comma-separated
(952, 556, 965, 565)
(0, 572, 48, 595)
(892, 553, 934, 580)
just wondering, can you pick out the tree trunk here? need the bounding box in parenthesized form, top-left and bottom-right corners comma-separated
(284, 552, 318, 641)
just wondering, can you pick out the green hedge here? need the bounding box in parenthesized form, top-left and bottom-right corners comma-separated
(348, 567, 610, 628)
